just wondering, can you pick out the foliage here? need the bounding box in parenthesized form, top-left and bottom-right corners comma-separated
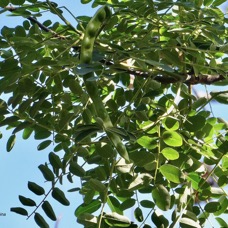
(0, 0, 228, 227)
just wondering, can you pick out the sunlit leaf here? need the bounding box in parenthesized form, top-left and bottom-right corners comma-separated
(75, 200, 101, 217)
(180, 217, 201, 228)
(160, 164, 182, 183)
(104, 212, 131, 227)
(162, 131, 183, 147)
(161, 147, 179, 160)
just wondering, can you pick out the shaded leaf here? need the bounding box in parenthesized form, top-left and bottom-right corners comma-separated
(52, 187, 70, 206)
(204, 201, 221, 213)
(152, 185, 171, 211)
(28, 181, 45, 195)
(34, 212, 49, 228)
(89, 178, 106, 192)
(10, 207, 28, 216)
(6, 134, 16, 152)
(38, 164, 55, 181)
(69, 161, 86, 177)
(19, 195, 36, 207)
(151, 211, 169, 227)
(134, 207, 144, 222)
(49, 152, 63, 169)
(42, 201, 57, 221)
(184, 115, 206, 132)
(37, 140, 52, 151)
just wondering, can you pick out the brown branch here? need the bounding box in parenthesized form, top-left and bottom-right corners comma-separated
(100, 60, 226, 85)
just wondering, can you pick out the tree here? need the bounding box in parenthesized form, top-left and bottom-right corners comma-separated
(0, 0, 228, 227)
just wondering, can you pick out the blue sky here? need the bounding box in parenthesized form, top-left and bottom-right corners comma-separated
(0, 1, 228, 228)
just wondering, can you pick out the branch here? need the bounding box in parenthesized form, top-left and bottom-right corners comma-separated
(100, 60, 226, 85)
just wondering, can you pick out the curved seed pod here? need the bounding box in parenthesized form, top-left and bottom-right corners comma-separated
(80, 6, 130, 162)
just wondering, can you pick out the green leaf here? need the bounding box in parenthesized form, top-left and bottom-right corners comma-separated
(10, 207, 28, 216)
(34, 213, 49, 228)
(38, 164, 55, 181)
(107, 196, 123, 214)
(215, 217, 228, 227)
(152, 185, 171, 211)
(42, 201, 57, 221)
(162, 117, 179, 130)
(34, 130, 51, 140)
(130, 150, 155, 167)
(75, 200, 101, 217)
(161, 147, 179, 160)
(104, 212, 131, 227)
(28, 181, 45, 195)
(204, 201, 221, 213)
(10, 0, 25, 5)
(119, 198, 136, 211)
(137, 136, 157, 150)
(89, 178, 106, 192)
(184, 115, 206, 132)
(0, 116, 19, 127)
(140, 200, 155, 208)
(69, 161, 86, 177)
(6, 134, 16, 152)
(204, 0, 213, 6)
(52, 187, 70, 206)
(179, 217, 201, 228)
(211, 91, 228, 104)
(96, 143, 115, 158)
(75, 128, 99, 143)
(77, 213, 97, 226)
(19, 195, 36, 206)
(37, 140, 52, 151)
(22, 128, 33, 140)
(134, 207, 144, 222)
(128, 173, 153, 190)
(159, 164, 182, 183)
(212, 0, 226, 6)
(81, 0, 92, 5)
(214, 196, 228, 216)
(151, 211, 169, 227)
(49, 152, 63, 170)
(0, 0, 9, 7)
(162, 131, 183, 147)
(12, 121, 32, 134)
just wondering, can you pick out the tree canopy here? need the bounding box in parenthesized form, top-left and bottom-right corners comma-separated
(0, 0, 228, 227)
